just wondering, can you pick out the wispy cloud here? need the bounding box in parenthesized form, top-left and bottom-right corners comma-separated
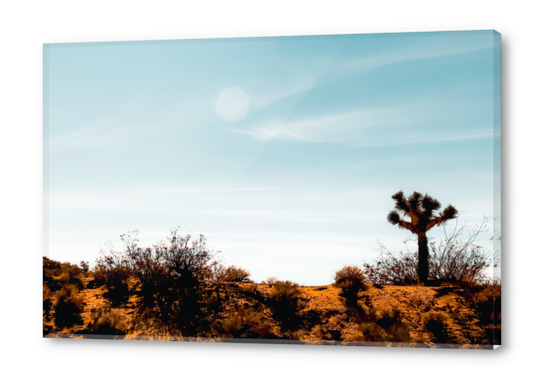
(231, 107, 414, 144)
(349, 130, 496, 148)
(196, 208, 378, 224)
(152, 187, 277, 194)
(337, 37, 494, 74)
(249, 75, 319, 111)
(232, 97, 495, 146)
(48, 186, 278, 213)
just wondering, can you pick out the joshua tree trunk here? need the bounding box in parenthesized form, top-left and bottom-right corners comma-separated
(417, 232, 429, 285)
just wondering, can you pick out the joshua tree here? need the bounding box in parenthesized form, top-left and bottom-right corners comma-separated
(387, 191, 458, 285)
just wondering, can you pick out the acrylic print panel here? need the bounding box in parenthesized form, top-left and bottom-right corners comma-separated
(43, 30, 501, 349)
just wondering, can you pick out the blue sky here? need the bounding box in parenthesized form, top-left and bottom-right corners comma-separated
(44, 30, 501, 285)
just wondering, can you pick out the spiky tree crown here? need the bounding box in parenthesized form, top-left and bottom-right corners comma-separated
(387, 191, 458, 234)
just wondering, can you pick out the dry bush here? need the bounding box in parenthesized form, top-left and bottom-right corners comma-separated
(422, 311, 452, 343)
(94, 267, 132, 307)
(458, 278, 501, 345)
(43, 284, 55, 335)
(364, 218, 497, 286)
(334, 265, 365, 285)
(262, 277, 279, 285)
(82, 309, 126, 336)
(333, 266, 367, 308)
(341, 322, 388, 343)
(214, 265, 253, 283)
(266, 280, 307, 333)
(80, 260, 89, 272)
(95, 229, 219, 336)
(43, 256, 85, 291)
(43, 256, 62, 292)
(343, 288, 411, 343)
(213, 305, 279, 339)
(61, 262, 85, 279)
(43, 284, 53, 318)
(43, 256, 61, 274)
(363, 245, 418, 286)
(375, 307, 411, 343)
(43, 257, 89, 334)
(53, 283, 85, 330)
(428, 219, 497, 284)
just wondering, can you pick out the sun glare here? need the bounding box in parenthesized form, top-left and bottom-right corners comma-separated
(215, 87, 250, 122)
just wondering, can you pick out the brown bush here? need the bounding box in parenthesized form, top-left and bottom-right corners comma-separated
(334, 266, 367, 308)
(218, 265, 253, 283)
(53, 283, 85, 330)
(213, 305, 279, 339)
(266, 280, 307, 334)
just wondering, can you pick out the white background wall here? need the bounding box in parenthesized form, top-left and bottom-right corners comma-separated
(0, 1, 536, 377)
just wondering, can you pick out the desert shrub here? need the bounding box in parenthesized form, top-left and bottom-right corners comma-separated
(266, 280, 307, 334)
(422, 311, 452, 343)
(203, 260, 229, 283)
(305, 313, 348, 342)
(80, 260, 90, 273)
(428, 219, 496, 284)
(354, 292, 381, 322)
(53, 283, 85, 330)
(57, 271, 84, 289)
(363, 244, 419, 286)
(458, 278, 501, 345)
(96, 229, 218, 336)
(339, 300, 410, 343)
(262, 277, 279, 285)
(43, 284, 55, 334)
(60, 262, 84, 278)
(334, 265, 365, 285)
(342, 322, 388, 342)
(217, 265, 253, 283)
(43, 285, 53, 316)
(197, 264, 216, 281)
(43, 257, 62, 292)
(95, 267, 132, 307)
(43, 257, 84, 291)
(213, 305, 279, 339)
(48, 262, 86, 289)
(333, 266, 367, 308)
(364, 218, 497, 286)
(375, 308, 411, 343)
(47, 274, 60, 287)
(205, 262, 252, 283)
(43, 256, 61, 272)
(82, 309, 126, 336)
